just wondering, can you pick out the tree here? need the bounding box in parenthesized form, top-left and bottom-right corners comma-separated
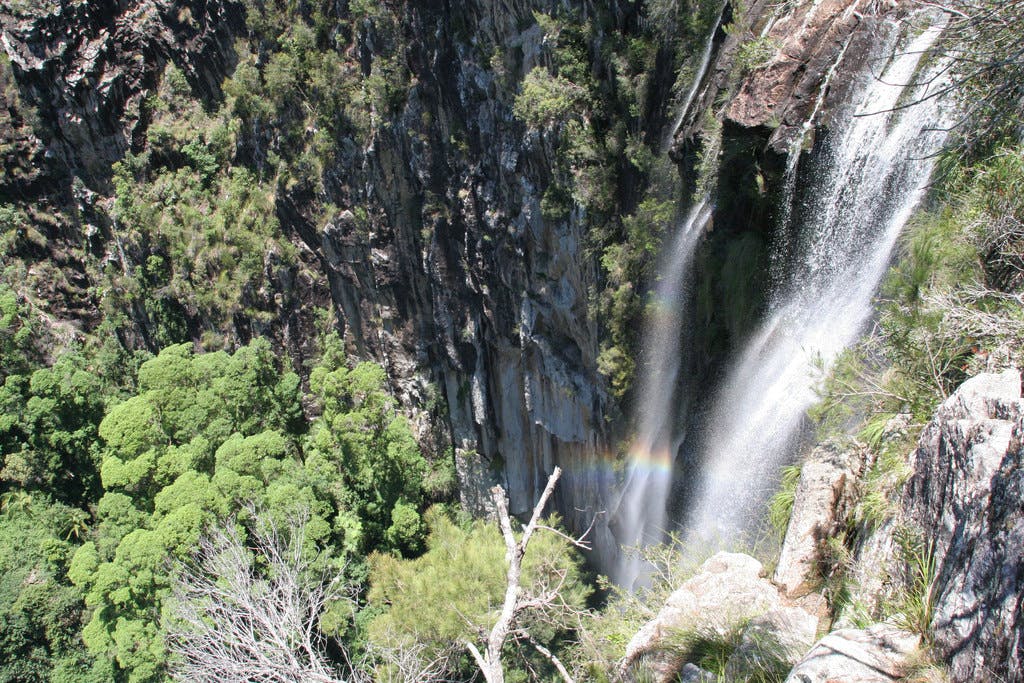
(0, 353, 107, 505)
(915, 0, 1024, 152)
(367, 469, 591, 682)
(304, 334, 429, 555)
(69, 340, 321, 682)
(69, 337, 432, 681)
(165, 507, 356, 683)
(467, 467, 588, 683)
(0, 499, 112, 683)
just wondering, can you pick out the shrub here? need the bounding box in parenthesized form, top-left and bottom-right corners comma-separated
(513, 67, 585, 129)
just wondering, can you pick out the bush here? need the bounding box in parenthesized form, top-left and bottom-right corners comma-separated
(767, 464, 802, 537)
(513, 67, 585, 129)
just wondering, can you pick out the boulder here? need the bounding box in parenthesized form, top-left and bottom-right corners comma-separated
(784, 624, 920, 683)
(621, 552, 781, 682)
(774, 441, 864, 596)
(724, 607, 819, 681)
(901, 369, 1024, 681)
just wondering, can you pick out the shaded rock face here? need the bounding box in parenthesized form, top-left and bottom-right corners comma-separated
(775, 441, 865, 597)
(784, 624, 919, 683)
(0, 0, 240, 194)
(294, 1, 627, 539)
(902, 369, 1024, 682)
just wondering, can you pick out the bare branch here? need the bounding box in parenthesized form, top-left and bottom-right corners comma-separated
(526, 634, 575, 683)
(164, 507, 362, 683)
(468, 466, 592, 683)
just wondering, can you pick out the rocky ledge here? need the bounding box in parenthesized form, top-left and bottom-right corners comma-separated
(623, 370, 1024, 682)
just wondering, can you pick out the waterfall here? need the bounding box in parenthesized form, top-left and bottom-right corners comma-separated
(610, 199, 713, 587)
(682, 21, 955, 546)
(662, 3, 728, 154)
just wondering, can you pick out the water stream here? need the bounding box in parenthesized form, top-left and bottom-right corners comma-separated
(683, 22, 954, 546)
(662, 2, 728, 154)
(609, 199, 713, 587)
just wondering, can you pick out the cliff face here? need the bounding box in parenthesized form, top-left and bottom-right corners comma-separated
(1, 0, 655, 543)
(0, 0, 932, 548)
(903, 371, 1024, 681)
(317, 0, 617, 529)
(0, 0, 239, 193)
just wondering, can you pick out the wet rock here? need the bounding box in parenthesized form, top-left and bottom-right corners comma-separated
(784, 623, 919, 683)
(727, 0, 869, 141)
(775, 441, 865, 596)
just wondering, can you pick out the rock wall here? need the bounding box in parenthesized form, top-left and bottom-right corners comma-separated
(903, 370, 1024, 682)
(0, 0, 652, 547)
(0, 0, 240, 194)
(770, 371, 1024, 682)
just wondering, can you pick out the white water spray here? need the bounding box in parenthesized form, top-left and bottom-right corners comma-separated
(684, 22, 955, 546)
(610, 199, 713, 587)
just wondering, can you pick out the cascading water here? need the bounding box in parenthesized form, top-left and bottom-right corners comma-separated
(662, 2, 728, 154)
(682, 21, 955, 546)
(610, 199, 713, 587)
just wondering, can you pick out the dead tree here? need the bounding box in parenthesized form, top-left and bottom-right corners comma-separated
(466, 466, 591, 683)
(165, 508, 361, 683)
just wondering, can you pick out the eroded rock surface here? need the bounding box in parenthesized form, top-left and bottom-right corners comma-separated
(0, 0, 239, 191)
(775, 441, 865, 596)
(614, 557, 815, 683)
(784, 623, 919, 683)
(902, 369, 1024, 682)
(674, 0, 917, 155)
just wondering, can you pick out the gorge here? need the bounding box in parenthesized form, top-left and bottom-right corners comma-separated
(0, 0, 1022, 681)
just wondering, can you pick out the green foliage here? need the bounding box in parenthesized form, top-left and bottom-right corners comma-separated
(57, 336, 429, 681)
(0, 351, 107, 505)
(306, 334, 428, 555)
(0, 500, 111, 682)
(660, 623, 788, 682)
(940, 0, 1024, 153)
(513, 67, 585, 129)
(889, 529, 937, 639)
(597, 196, 676, 397)
(734, 37, 780, 74)
(767, 463, 802, 536)
(0, 284, 35, 378)
(109, 153, 291, 348)
(675, 626, 744, 677)
(366, 507, 589, 679)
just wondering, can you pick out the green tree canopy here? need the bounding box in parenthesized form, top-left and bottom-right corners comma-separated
(365, 508, 590, 680)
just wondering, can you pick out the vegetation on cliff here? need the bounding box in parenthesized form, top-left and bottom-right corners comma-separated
(0, 0, 1022, 681)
